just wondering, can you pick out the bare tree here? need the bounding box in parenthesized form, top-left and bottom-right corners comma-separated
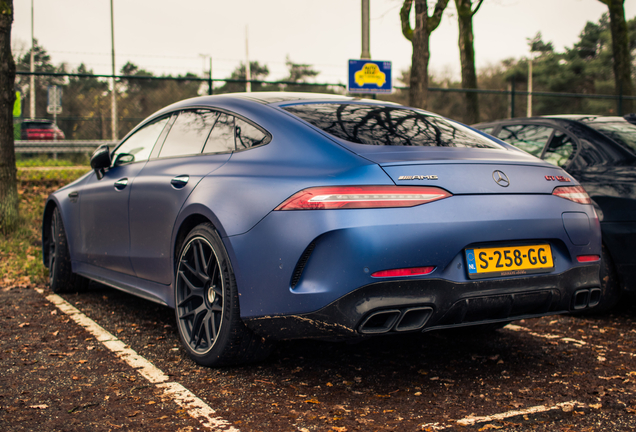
(400, 0, 450, 109)
(455, 0, 483, 123)
(598, 0, 633, 113)
(0, 0, 18, 234)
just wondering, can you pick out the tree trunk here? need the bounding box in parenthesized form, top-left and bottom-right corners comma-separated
(600, 0, 633, 113)
(409, 1, 430, 109)
(0, 0, 18, 234)
(455, 0, 480, 123)
(400, 0, 449, 109)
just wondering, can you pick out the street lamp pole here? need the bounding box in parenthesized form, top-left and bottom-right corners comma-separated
(110, 0, 118, 141)
(30, 0, 35, 119)
(361, 0, 371, 59)
(245, 26, 251, 93)
(527, 57, 533, 117)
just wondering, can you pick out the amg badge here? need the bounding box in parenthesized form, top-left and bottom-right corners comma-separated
(398, 175, 439, 181)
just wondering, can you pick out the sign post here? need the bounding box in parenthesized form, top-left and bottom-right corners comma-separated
(347, 60, 392, 95)
(47, 85, 62, 143)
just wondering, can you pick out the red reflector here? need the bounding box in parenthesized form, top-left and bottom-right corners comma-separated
(552, 186, 591, 204)
(371, 266, 435, 278)
(275, 186, 452, 210)
(577, 255, 600, 263)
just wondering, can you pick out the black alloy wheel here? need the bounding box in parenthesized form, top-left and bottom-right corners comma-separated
(176, 234, 225, 355)
(174, 224, 271, 366)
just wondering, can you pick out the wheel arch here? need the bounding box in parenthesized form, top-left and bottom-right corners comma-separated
(172, 204, 234, 279)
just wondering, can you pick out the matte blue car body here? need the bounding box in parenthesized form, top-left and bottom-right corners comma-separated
(43, 93, 602, 341)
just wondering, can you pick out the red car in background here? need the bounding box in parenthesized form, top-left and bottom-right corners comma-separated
(20, 119, 65, 140)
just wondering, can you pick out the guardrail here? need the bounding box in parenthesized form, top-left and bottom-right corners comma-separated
(15, 140, 118, 154)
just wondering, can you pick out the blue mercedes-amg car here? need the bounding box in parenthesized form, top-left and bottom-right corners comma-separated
(43, 93, 602, 367)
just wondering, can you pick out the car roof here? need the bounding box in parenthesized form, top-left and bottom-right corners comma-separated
(22, 119, 54, 124)
(229, 92, 357, 104)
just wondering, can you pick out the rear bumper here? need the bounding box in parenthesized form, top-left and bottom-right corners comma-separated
(244, 265, 600, 340)
(228, 194, 601, 319)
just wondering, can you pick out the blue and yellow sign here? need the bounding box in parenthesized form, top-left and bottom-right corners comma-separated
(348, 59, 392, 94)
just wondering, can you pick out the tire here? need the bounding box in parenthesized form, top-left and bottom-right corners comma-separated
(593, 244, 621, 313)
(174, 223, 271, 367)
(47, 207, 88, 293)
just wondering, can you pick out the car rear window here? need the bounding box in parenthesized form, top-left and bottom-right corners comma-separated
(585, 121, 636, 153)
(282, 103, 501, 148)
(22, 122, 54, 129)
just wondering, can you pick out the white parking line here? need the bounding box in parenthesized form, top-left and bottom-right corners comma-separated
(37, 289, 239, 432)
(421, 400, 586, 430)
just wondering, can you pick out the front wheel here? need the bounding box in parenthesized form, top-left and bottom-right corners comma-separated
(47, 207, 88, 293)
(174, 223, 271, 367)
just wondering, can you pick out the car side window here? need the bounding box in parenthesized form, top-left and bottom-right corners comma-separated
(159, 110, 218, 158)
(542, 131, 576, 167)
(479, 126, 494, 135)
(203, 113, 235, 154)
(235, 118, 270, 150)
(112, 116, 169, 166)
(497, 124, 554, 157)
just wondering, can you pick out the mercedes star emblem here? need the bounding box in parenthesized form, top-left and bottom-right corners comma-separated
(492, 170, 510, 187)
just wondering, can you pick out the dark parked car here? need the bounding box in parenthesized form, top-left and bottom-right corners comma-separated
(474, 115, 636, 310)
(43, 93, 601, 367)
(21, 119, 65, 140)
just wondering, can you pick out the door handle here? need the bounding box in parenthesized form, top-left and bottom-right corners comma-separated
(171, 175, 189, 189)
(114, 178, 128, 190)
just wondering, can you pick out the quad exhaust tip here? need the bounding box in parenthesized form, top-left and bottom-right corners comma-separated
(572, 288, 602, 310)
(359, 307, 433, 335)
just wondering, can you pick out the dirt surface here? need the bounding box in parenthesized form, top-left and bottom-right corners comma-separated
(2, 280, 636, 431)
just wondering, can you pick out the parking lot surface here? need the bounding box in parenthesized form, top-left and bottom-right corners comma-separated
(2, 282, 636, 431)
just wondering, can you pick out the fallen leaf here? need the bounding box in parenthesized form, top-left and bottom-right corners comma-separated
(128, 411, 141, 417)
(479, 425, 503, 431)
(19, 323, 30, 328)
(29, 404, 48, 409)
(305, 399, 320, 404)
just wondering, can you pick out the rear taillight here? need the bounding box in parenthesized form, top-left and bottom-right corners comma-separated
(371, 266, 435, 278)
(552, 186, 591, 204)
(274, 186, 452, 210)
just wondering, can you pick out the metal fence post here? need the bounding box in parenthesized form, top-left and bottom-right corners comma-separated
(508, 76, 516, 119)
(618, 80, 623, 116)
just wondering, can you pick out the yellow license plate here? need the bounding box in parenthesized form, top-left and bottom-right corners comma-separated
(465, 244, 554, 279)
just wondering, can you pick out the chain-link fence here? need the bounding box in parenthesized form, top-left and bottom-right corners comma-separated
(14, 71, 636, 150)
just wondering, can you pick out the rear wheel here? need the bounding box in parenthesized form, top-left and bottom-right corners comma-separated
(594, 244, 621, 313)
(174, 223, 271, 367)
(48, 207, 88, 293)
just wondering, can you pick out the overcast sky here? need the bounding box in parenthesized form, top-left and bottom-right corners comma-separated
(12, 0, 636, 86)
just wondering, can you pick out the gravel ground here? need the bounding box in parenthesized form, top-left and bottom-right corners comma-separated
(2, 280, 636, 431)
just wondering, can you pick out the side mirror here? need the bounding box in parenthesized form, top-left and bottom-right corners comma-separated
(90, 145, 111, 180)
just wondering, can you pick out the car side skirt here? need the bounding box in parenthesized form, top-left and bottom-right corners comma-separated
(74, 261, 173, 307)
